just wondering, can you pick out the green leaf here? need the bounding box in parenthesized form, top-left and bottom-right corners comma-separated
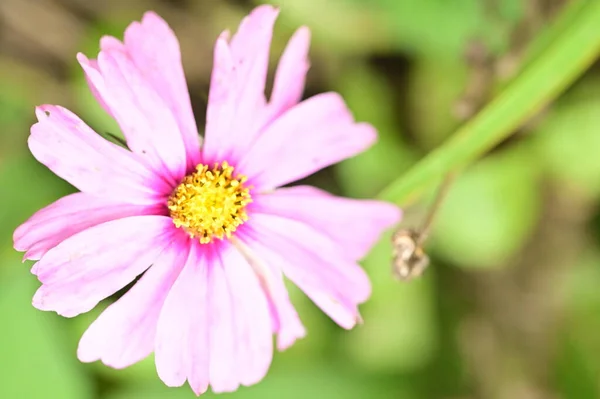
(432, 147, 541, 268)
(532, 76, 600, 198)
(378, 0, 600, 206)
(555, 335, 599, 399)
(376, 0, 523, 58)
(502, 0, 589, 84)
(0, 250, 93, 399)
(0, 154, 72, 248)
(554, 249, 600, 399)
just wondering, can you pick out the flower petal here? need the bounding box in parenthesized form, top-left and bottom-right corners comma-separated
(218, 242, 273, 387)
(202, 5, 279, 164)
(32, 215, 175, 318)
(14, 193, 163, 261)
(122, 12, 201, 168)
(240, 214, 371, 329)
(238, 92, 376, 190)
(78, 48, 187, 184)
(268, 271, 306, 350)
(84, 17, 201, 168)
(155, 241, 209, 395)
(154, 240, 274, 395)
(206, 254, 238, 393)
(80, 36, 125, 118)
(267, 26, 311, 121)
(82, 58, 113, 117)
(254, 185, 401, 260)
(231, 238, 306, 351)
(29, 105, 168, 203)
(77, 237, 190, 368)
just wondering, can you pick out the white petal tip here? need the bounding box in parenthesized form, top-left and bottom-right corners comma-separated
(189, 383, 209, 396)
(277, 331, 306, 351)
(142, 10, 162, 23)
(31, 291, 51, 312)
(76, 348, 98, 364)
(76, 52, 89, 64)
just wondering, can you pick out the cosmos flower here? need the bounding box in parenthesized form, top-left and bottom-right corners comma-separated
(13, 5, 401, 395)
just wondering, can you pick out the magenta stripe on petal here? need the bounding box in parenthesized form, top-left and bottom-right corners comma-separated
(32, 215, 176, 318)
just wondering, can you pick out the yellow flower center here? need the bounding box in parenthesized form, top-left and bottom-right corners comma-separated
(167, 161, 251, 244)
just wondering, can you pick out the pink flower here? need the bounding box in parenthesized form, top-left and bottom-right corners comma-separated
(13, 5, 401, 395)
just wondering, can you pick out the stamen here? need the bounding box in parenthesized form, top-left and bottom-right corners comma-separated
(167, 161, 251, 243)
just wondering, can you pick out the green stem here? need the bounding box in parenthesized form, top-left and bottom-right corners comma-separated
(377, 0, 600, 206)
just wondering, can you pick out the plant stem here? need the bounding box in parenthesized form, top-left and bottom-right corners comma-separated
(378, 0, 600, 206)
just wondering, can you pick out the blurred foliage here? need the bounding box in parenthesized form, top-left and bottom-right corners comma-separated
(1, 0, 600, 398)
(433, 146, 542, 269)
(379, 0, 600, 206)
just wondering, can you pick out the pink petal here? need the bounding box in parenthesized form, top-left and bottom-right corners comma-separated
(206, 255, 238, 392)
(231, 238, 305, 351)
(201, 36, 235, 163)
(32, 215, 176, 318)
(77, 237, 190, 369)
(155, 241, 209, 395)
(240, 214, 371, 329)
(29, 105, 168, 203)
(238, 93, 377, 190)
(77, 49, 186, 185)
(266, 26, 311, 121)
(254, 185, 401, 260)
(154, 241, 274, 395)
(218, 242, 273, 387)
(82, 59, 113, 117)
(122, 12, 201, 168)
(202, 5, 279, 164)
(14, 193, 163, 261)
(268, 271, 306, 350)
(100, 36, 125, 51)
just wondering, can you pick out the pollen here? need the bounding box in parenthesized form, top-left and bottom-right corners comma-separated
(167, 161, 251, 244)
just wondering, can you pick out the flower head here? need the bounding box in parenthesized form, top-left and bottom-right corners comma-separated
(13, 6, 401, 395)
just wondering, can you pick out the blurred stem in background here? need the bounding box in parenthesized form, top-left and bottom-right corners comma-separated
(378, 0, 600, 206)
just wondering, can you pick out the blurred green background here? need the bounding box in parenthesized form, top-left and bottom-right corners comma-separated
(1, 0, 600, 398)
